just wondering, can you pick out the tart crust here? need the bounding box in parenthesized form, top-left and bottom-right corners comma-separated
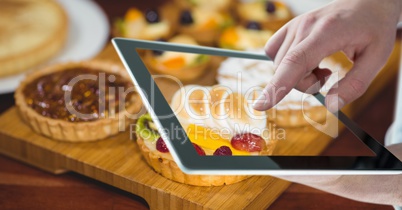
(136, 135, 251, 186)
(15, 60, 142, 142)
(0, 0, 68, 77)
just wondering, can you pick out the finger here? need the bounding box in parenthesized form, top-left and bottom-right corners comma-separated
(265, 25, 288, 59)
(253, 36, 336, 111)
(325, 49, 383, 112)
(271, 30, 295, 68)
(296, 68, 332, 94)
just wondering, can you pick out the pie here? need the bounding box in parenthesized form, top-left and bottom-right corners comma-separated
(0, 0, 68, 77)
(216, 51, 348, 127)
(235, 0, 293, 31)
(143, 35, 210, 82)
(15, 60, 142, 142)
(135, 85, 277, 186)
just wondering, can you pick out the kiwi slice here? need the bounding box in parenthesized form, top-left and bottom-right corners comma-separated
(136, 113, 160, 142)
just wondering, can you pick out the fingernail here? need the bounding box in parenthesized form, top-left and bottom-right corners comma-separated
(327, 96, 345, 113)
(253, 93, 268, 110)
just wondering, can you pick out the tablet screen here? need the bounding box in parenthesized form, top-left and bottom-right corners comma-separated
(113, 38, 402, 174)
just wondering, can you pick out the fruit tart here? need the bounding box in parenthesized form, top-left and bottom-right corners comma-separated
(216, 52, 347, 127)
(144, 35, 210, 82)
(114, 7, 174, 41)
(15, 61, 142, 142)
(0, 0, 68, 77)
(218, 22, 273, 50)
(135, 85, 277, 186)
(176, 8, 233, 45)
(173, 0, 233, 12)
(235, 0, 293, 31)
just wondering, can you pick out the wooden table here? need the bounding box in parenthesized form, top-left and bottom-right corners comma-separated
(0, 0, 397, 209)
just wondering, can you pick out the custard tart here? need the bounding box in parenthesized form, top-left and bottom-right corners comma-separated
(15, 61, 142, 142)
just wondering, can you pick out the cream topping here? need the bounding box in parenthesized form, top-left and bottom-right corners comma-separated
(170, 85, 268, 140)
(217, 49, 347, 110)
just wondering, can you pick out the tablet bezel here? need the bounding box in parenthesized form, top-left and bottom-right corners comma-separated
(113, 38, 402, 175)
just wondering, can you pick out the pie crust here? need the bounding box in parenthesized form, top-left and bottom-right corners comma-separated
(136, 135, 251, 186)
(15, 61, 142, 142)
(0, 0, 68, 77)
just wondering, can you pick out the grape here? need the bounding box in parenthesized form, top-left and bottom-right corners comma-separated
(245, 21, 262, 30)
(213, 146, 232, 156)
(265, 1, 276, 14)
(231, 133, 266, 152)
(193, 143, 206, 156)
(179, 10, 194, 25)
(145, 9, 160, 23)
(156, 137, 169, 153)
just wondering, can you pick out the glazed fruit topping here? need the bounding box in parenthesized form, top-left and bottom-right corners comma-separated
(156, 137, 169, 153)
(145, 9, 160, 23)
(265, 1, 276, 14)
(246, 21, 262, 30)
(193, 143, 206, 156)
(213, 146, 232, 156)
(231, 133, 266, 152)
(179, 10, 194, 25)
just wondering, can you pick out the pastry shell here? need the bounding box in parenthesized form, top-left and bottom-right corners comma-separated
(15, 61, 143, 142)
(136, 135, 251, 186)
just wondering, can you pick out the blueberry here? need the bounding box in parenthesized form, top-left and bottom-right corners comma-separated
(265, 1, 276, 14)
(246, 21, 262, 30)
(179, 10, 193, 25)
(145, 9, 160, 23)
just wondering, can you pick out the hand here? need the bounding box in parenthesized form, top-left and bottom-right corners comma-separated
(253, 0, 401, 112)
(275, 143, 402, 206)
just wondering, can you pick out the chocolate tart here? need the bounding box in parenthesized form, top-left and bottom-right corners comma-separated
(0, 0, 68, 77)
(15, 61, 142, 142)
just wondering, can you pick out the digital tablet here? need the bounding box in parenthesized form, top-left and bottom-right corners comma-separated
(113, 38, 402, 175)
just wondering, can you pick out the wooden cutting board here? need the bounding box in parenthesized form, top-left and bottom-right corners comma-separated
(0, 42, 399, 210)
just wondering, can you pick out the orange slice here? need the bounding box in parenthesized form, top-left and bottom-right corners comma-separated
(186, 124, 250, 155)
(161, 57, 186, 70)
(220, 27, 239, 46)
(125, 8, 143, 21)
(201, 18, 218, 30)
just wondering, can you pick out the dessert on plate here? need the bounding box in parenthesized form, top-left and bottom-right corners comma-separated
(114, 7, 174, 41)
(216, 51, 347, 127)
(218, 22, 273, 50)
(0, 0, 68, 77)
(176, 8, 233, 45)
(15, 61, 142, 142)
(235, 0, 292, 31)
(143, 35, 210, 82)
(135, 85, 277, 186)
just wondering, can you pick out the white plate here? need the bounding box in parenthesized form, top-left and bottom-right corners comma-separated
(0, 0, 109, 94)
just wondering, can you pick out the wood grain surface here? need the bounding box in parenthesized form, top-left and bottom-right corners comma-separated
(0, 0, 400, 209)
